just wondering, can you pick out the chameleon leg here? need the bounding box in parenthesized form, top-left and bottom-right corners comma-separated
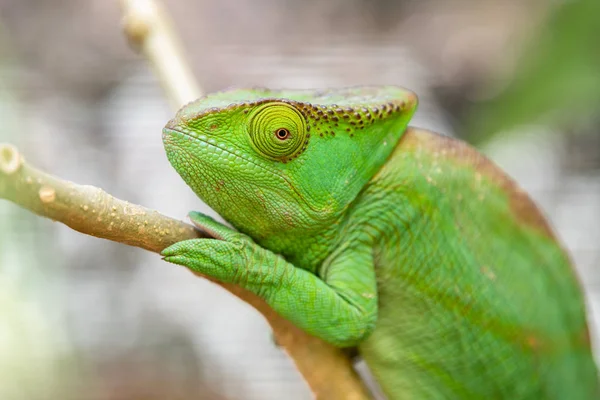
(162, 211, 378, 347)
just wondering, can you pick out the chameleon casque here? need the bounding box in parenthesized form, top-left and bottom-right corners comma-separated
(161, 86, 599, 399)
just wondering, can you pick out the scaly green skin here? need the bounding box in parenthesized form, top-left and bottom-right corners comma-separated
(161, 86, 599, 399)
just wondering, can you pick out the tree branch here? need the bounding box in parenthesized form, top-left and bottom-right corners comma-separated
(0, 144, 369, 400)
(0, 0, 373, 398)
(0, 143, 203, 251)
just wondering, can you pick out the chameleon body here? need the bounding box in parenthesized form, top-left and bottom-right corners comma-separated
(161, 86, 598, 399)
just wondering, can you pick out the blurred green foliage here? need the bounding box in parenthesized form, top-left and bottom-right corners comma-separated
(467, 0, 600, 143)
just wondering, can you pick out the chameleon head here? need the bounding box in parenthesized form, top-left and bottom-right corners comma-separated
(162, 87, 417, 243)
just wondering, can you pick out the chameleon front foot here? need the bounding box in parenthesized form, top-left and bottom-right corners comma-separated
(162, 211, 378, 348)
(161, 211, 256, 281)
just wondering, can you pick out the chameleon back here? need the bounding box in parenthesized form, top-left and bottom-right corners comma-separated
(352, 128, 599, 399)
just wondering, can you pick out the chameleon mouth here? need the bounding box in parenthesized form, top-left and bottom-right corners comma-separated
(162, 127, 321, 214)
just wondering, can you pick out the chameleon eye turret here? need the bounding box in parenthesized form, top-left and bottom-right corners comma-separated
(247, 102, 308, 162)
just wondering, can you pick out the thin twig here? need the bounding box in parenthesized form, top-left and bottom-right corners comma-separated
(120, 0, 201, 108)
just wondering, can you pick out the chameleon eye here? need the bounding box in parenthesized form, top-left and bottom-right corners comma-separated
(275, 128, 290, 140)
(248, 102, 307, 161)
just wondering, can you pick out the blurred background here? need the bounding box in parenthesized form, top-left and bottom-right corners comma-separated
(0, 0, 598, 399)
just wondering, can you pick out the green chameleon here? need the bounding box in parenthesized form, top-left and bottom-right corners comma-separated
(161, 86, 598, 399)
